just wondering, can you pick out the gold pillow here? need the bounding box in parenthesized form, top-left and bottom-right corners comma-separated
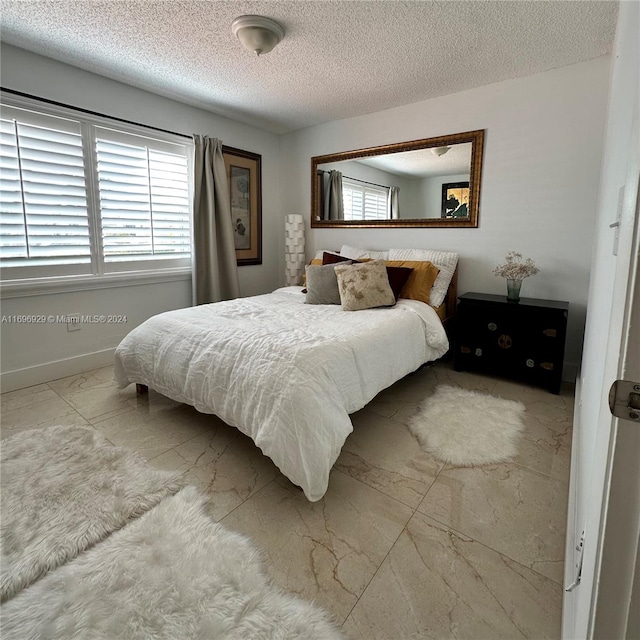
(385, 260, 441, 305)
(334, 260, 396, 311)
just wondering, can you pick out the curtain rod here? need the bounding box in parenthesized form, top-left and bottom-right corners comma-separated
(1, 87, 192, 140)
(318, 169, 390, 191)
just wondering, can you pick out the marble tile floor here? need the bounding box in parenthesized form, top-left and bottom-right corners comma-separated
(0, 362, 573, 639)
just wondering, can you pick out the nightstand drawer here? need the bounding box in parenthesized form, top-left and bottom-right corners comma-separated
(454, 293, 569, 393)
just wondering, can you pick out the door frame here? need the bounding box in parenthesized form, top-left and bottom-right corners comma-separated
(562, 2, 640, 634)
(562, 80, 640, 640)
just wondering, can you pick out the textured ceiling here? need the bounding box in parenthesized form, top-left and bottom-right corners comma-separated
(357, 144, 472, 178)
(0, 1, 618, 134)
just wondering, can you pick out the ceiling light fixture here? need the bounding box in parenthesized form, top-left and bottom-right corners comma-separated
(431, 146, 451, 157)
(231, 15, 284, 56)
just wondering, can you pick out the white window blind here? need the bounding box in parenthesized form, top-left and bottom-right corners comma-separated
(95, 129, 190, 267)
(0, 109, 91, 275)
(342, 178, 389, 220)
(0, 101, 192, 282)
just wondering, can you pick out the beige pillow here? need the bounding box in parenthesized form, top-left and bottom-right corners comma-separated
(334, 260, 396, 311)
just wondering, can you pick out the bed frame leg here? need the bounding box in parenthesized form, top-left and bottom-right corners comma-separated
(136, 383, 148, 395)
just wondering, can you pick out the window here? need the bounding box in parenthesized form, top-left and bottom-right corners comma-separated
(95, 128, 190, 268)
(342, 178, 389, 221)
(0, 102, 191, 282)
(1, 109, 91, 276)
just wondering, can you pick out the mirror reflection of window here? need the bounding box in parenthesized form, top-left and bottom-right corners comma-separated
(342, 178, 389, 220)
(316, 141, 473, 221)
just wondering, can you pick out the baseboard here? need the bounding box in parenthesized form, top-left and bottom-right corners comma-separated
(1, 348, 115, 392)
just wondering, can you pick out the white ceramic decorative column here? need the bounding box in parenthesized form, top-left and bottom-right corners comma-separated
(284, 214, 305, 286)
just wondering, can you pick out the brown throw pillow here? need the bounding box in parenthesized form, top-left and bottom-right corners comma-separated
(334, 260, 396, 311)
(385, 266, 414, 301)
(322, 252, 352, 266)
(385, 260, 441, 305)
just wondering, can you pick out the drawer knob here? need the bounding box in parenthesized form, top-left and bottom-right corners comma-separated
(498, 334, 513, 349)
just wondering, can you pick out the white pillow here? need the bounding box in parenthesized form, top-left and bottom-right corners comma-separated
(388, 248, 459, 307)
(340, 244, 389, 260)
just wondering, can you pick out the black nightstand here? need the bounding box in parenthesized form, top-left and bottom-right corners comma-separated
(453, 292, 569, 394)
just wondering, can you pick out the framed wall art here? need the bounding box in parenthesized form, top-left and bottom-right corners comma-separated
(223, 146, 262, 265)
(441, 181, 470, 219)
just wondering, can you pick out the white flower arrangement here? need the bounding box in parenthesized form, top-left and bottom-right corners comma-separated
(493, 251, 539, 280)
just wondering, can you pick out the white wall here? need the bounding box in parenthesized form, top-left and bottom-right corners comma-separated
(0, 44, 283, 390)
(281, 57, 611, 377)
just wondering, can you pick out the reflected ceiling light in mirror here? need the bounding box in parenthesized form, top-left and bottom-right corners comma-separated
(431, 146, 450, 157)
(232, 15, 284, 56)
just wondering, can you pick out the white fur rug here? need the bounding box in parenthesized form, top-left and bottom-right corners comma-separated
(0, 425, 183, 602)
(407, 385, 526, 466)
(0, 487, 344, 640)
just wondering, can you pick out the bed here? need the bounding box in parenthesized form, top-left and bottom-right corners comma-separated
(114, 247, 458, 501)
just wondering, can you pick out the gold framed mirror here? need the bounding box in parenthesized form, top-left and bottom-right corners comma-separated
(311, 129, 484, 228)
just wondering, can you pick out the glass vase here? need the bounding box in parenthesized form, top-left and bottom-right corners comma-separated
(506, 279, 522, 302)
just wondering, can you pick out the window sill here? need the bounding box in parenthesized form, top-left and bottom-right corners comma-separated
(0, 268, 192, 299)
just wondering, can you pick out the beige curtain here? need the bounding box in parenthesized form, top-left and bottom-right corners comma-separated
(324, 170, 344, 220)
(389, 186, 400, 219)
(192, 135, 240, 305)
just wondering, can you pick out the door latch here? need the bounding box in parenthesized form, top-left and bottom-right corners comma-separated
(609, 380, 640, 422)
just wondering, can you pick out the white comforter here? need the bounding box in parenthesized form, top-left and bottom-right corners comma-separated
(114, 287, 448, 501)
